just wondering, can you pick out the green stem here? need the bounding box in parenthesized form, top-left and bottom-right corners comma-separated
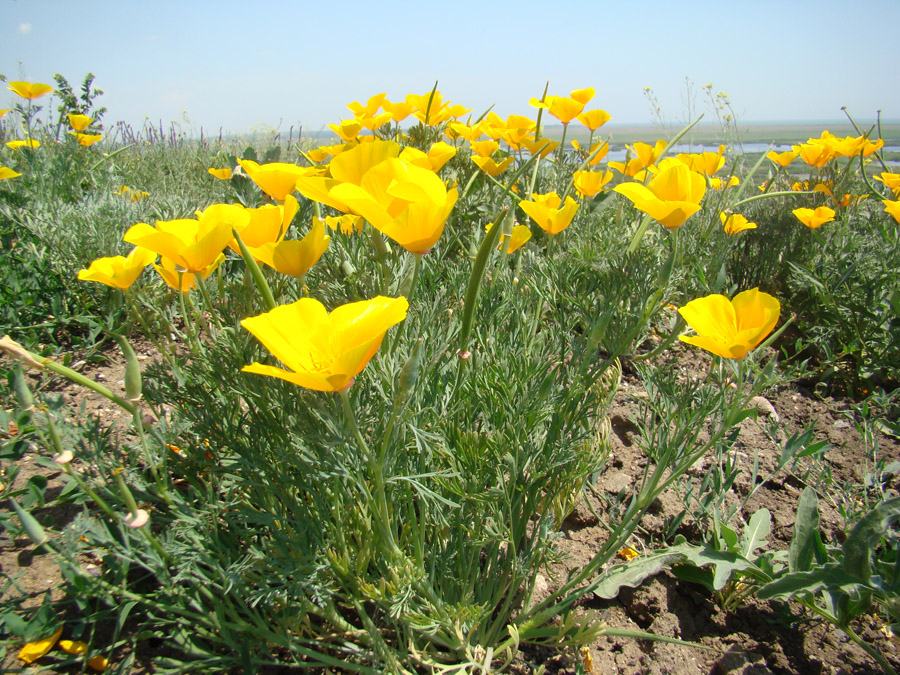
(177, 271, 200, 353)
(233, 228, 276, 311)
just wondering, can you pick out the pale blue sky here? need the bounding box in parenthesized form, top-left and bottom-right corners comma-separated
(2, 0, 897, 135)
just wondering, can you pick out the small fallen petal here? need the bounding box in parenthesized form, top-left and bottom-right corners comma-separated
(88, 654, 109, 671)
(0, 335, 46, 370)
(59, 639, 89, 655)
(18, 626, 63, 664)
(124, 509, 149, 528)
(54, 450, 74, 464)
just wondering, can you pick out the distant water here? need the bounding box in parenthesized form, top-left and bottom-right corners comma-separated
(602, 141, 899, 164)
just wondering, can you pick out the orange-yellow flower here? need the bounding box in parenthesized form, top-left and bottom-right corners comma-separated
(237, 159, 316, 201)
(766, 149, 799, 167)
(330, 158, 458, 253)
(882, 199, 900, 224)
(7, 139, 40, 150)
(0, 166, 21, 180)
(8, 81, 53, 100)
(471, 140, 500, 158)
(518, 191, 579, 235)
(529, 88, 595, 124)
(399, 142, 456, 172)
(208, 167, 233, 180)
(241, 295, 408, 392)
(153, 254, 224, 293)
(576, 108, 611, 131)
(609, 140, 667, 177)
(677, 146, 725, 176)
(67, 113, 93, 131)
(795, 142, 833, 168)
(875, 172, 900, 195)
(325, 214, 365, 234)
(471, 155, 514, 177)
(230, 195, 299, 250)
(124, 204, 248, 273)
(0, 108, 10, 118)
(573, 170, 613, 198)
(793, 206, 835, 229)
(486, 222, 531, 253)
(78, 247, 157, 289)
(328, 119, 363, 143)
(117, 185, 149, 201)
(572, 139, 610, 166)
(519, 137, 558, 158)
(250, 217, 330, 277)
(69, 132, 103, 146)
(720, 212, 757, 235)
(678, 288, 780, 359)
(613, 164, 707, 229)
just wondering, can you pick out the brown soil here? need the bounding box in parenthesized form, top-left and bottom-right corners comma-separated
(2, 343, 899, 674)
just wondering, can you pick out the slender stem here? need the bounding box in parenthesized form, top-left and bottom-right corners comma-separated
(177, 272, 200, 353)
(233, 228, 276, 311)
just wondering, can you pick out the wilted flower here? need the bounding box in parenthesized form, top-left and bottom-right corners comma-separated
(67, 113, 93, 131)
(678, 288, 781, 359)
(792, 206, 835, 229)
(720, 212, 757, 235)
(613, 164, 707, 229)
(0, 166, 22, 180)
(17, 627, 63, 664)
(77, 247, 157, 289)
(573, 170, 613, 197)
(241, 295, 408, 391)
(208, 167, 233, 180)
(518, 191, 579, 235)
(7, 81, 52, 100)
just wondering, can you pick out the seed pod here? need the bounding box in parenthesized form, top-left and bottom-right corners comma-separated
(9, 497, 47, 546)
(114, 335, 142, 402)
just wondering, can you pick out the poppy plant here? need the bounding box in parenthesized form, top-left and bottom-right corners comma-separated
(249, 217, 331, 277)
(237, 159, 317, 201)
(7, 139, 40, 150)
(720, 212, 757, 235)
(7, 81, 53, 100)
(613, 164, 707, 229)
(208, 167, 233, 180)
(67, 113, 93, 131)
(678, 288, 781, 360)
(241, 295, 408, 392)
(792, 206, 835, 229)
(518, 191, 579, 235)
(77, 247, 157, 289)
(765, 149, 799, 167)
(573, 170, 613, 198)
(69, 132, 103, 146)
(0, 167, 21, 180)
(486, 222, 531, 253)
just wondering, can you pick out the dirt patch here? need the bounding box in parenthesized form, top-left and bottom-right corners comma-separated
(2, 341, 899, 674)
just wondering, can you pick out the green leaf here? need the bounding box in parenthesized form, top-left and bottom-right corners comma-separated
(757, 565, 869, 601)
(842, 497, 900, 584)
(741, 509, 771, 559)
(789, 487, 820, 573)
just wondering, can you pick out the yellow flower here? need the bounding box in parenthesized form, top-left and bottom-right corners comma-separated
(795, 142, 833, 168)
(124, 204, 248, 273)
(486, 222, 531, 253)
(519, 137, 558, 158)
(329, 157, 458, 253)
(69, 132, 103, 146)
(59, 639, 89, 655)
(237, 159, 316, 201)
(383, 99, 413, 122)
(67, 113, 93, 131)
(249, 217, 330, 277)
(0, 166, 22, 180)
(7, 81, 53, 100)
(153, 254, 224, 292)
(445, 121, 483, 142)
(325, 214, 365, 234)
(241, 295, 408, 392)
(793, 206, 835, 229)
(399, 142, 456, 172)
(720, 212, 757, 235)
(328, 119, 363, 143)
(405, 90, 470, 126)
(572, 139, 610, 166)
(7, 139, 40, 150)
(117, 185, 149, 201)
(229, 195, 299, 250)
(882, 199, 900, 224)
(609, 140, 667, 176)
(766, 149, 799, 167)
(576, 108, 611, 131)
(678, 288, 780, 359)
(471, 155, 514, 176)
(676, 146, 725, 176)
(518, 191, 579, 235)
(208, 167, 233, 180)
(874, 172, 900, 196)
(573, 170, 613, 198)
(613, 164, 707, 229)
(471, 139, 500, 158)
(0, 108, 10, 118)
(78, 247, 157, 289)
(18, 626, 63, 664)
(87, 655, 109, 671)
(530, 88, 595, 124)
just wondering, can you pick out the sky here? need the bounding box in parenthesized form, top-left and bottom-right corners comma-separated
(2, 0, 898, 136)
